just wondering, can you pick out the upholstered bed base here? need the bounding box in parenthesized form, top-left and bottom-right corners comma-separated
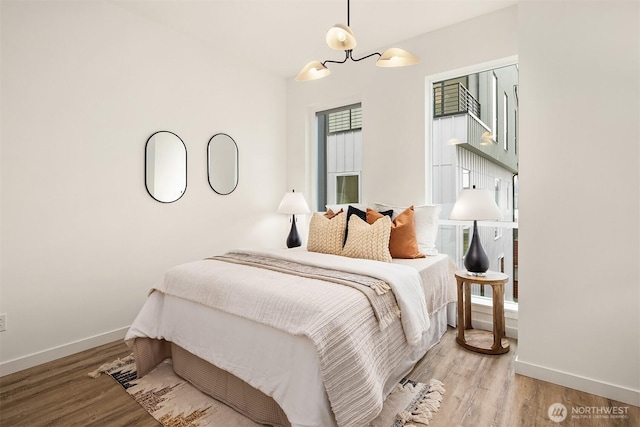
(131, 304, 453, 427)
(132, 337, 291, 427)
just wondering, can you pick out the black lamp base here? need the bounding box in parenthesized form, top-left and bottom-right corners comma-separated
(464, 220, 490, 275)
(286, 214, 301, 248)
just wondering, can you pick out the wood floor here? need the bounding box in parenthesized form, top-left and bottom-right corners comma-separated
(1, 328, 638, 426)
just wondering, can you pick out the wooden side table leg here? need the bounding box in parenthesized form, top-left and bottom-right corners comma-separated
(464, 281, 472, 329)
(456, 278, 464, 344)
(492, 283, 506, 351)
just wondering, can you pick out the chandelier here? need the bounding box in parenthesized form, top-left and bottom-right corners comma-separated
(296, 0, 420, 81)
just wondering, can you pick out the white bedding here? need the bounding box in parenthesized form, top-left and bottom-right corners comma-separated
(125, 249, 457, 427)
(160, 248, 430, 345)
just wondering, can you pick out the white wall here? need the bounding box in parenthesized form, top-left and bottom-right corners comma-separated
(0, 1, 287, 373)
(286, 2, 639, 407)
(516, 1, 639, 406)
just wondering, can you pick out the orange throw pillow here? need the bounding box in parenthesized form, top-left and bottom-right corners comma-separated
(324, 208, 344, 219)
(366, 206, 425, 259)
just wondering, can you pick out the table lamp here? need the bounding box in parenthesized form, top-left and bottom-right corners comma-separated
(450, 186, 502, 275)
(277, 189, 310, 248)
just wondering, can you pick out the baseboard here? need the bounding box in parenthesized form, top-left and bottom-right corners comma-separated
(471, 318, 518, 340)
(0, 326, 129, 377)
(514, 356, 640, 407)
(470, 308, 518, 340)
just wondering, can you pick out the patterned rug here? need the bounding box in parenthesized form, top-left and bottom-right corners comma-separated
(90, 355, 445, 427)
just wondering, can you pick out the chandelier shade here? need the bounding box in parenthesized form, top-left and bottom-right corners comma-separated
(295, 60, 331, 81)
(376, 48, 420, 68)
(296, 0, 419, 82)
(326, 24, 357, 50)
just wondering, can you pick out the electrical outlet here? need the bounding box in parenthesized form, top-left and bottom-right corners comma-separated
(0, 313, 6, 332)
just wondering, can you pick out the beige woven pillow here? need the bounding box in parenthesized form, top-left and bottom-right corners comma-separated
(307, 211, 346, 255)
(342, 214, 392, 262)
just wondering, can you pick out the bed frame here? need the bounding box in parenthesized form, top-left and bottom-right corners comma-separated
(133, 337, 291, 426)
(131, 302, 455, 427)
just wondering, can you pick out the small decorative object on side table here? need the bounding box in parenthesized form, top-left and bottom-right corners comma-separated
(455, 269, 510, 355)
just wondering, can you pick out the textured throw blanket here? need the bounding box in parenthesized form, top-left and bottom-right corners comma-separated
(152, 248, 430, 427)
(210, 251, 400, 331)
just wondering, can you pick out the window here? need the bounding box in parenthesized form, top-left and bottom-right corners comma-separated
(514, 106, 518, 155)
(336, 173, 360, 204)
(513, 174, 519, 222)
(462, 226, 470, 253)
(503, 92, 508, 150)
(462, 225, 471, 274)
(514, 85, 519, 155)
(492, 72, 498, 143)
(462, 168, 470, 189)
(429, 62, 519, 306)
(316, 103, 362, 208)
(494, 179, 502, 239)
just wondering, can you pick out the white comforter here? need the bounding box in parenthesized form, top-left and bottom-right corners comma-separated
(170, 248, 430, 345)
(126, 248, 456, 426)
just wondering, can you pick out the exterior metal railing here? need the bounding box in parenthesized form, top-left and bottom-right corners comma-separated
(433, 82, 481, 118)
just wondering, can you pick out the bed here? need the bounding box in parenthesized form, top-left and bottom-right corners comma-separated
(125, 207, 457, 427)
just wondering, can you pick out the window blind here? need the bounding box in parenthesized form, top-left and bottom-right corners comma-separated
(328, 107, 362, 133)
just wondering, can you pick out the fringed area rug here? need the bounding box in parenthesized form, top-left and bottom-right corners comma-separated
(89, 356, 445, 427)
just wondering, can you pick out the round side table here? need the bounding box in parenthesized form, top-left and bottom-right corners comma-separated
(455, 270, 510, 355)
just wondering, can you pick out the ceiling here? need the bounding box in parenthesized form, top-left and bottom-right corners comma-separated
(111, 0, 517, 79)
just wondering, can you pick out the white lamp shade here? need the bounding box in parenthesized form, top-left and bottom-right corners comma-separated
(326, 24, 357, 50)
(375, 48, 420, 67)
(450, 188, 502, 221)
(277, 192, 311, 215)
(296, 61, 331, 81)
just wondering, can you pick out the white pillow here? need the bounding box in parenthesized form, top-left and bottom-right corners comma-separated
(373, 202, 441, 256)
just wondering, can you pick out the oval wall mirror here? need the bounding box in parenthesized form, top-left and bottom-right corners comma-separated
(207, 133, 238, 195)
(145, 131, 187, 203)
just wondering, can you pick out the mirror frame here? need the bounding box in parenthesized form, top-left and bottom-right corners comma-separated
(144, 130, 187, 203)
(207, 133, 239, 195)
